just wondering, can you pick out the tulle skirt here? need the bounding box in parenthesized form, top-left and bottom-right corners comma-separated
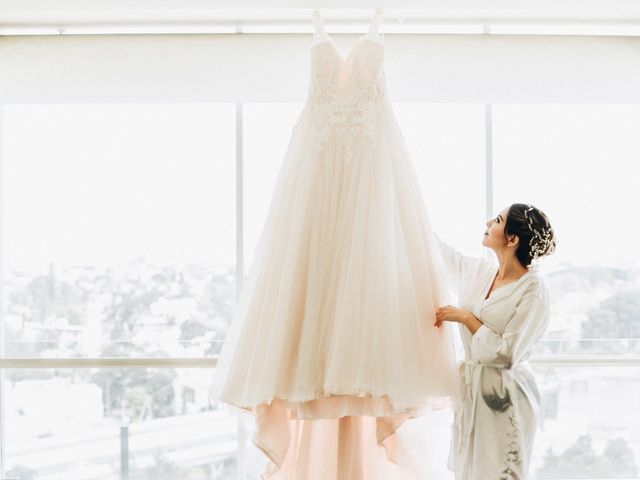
(210, 101, 460, 479)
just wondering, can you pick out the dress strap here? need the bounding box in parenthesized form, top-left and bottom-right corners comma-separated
(312, 9, 331, 45)
(367, 8, 385, 39)
(312, 10, 326, 35)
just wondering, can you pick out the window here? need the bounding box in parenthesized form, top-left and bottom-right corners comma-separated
(2, 104, 237, 361)
(493, 104, 640, 356)
(5, 367, 234, 479)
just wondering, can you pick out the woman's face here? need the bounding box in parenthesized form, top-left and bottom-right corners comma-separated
(482, 206, 512, 249)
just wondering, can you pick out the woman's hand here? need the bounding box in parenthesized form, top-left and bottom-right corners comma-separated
(434, 305, 467, 327)
(435, 306, 484, 334)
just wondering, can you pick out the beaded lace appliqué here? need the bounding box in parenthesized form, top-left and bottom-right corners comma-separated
(307, 10, 386, 166)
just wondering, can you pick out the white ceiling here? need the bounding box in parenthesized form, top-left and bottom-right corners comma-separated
(2, 0, 640, 29)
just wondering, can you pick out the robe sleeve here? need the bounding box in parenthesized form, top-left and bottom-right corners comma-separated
(470, 279, 550, 368)
(434, 232, 489, 291)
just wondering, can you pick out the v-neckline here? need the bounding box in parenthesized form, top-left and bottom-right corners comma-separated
(314, 36, 381, 65)
(482, 266, 532, 303)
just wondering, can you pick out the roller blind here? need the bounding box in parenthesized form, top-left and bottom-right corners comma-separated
(1, 33, 639, 104)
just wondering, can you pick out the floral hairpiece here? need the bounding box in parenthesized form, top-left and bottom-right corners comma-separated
(523, 205, 552, 260)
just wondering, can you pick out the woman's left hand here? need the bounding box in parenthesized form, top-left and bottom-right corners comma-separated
(434, 305, 471, 328)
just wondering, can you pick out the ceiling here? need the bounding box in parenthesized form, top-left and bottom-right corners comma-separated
(2, 0, 640, 31)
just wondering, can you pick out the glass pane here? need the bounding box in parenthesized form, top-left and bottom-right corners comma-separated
(493, 104, 640, 355)
(5, 367, 237, 480)
(394, 103, 486, 257)
(243, 102, 304, 275)
(532, 365, 640, 479)
(2, 104, 236, 359)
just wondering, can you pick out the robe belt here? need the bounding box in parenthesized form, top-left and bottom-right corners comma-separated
(455, 360, 517, 454)
(454, 361, 483, 454)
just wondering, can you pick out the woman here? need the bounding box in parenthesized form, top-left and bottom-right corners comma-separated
(433, 203, 557, 480)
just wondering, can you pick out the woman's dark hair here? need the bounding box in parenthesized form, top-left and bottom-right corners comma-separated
(504, 203, 557, 268)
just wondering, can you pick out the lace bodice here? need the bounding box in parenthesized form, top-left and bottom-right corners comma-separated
(300, 9, 388, 165)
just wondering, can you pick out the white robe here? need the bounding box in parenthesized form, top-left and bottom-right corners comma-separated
(435, 234, 551, 480)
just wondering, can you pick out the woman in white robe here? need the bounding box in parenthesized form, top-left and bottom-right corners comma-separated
(433, 203, 557, 480)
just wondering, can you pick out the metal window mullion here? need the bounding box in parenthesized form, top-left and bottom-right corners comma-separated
(1, 356, 639, 368)
(0, 105, 6, 480)
(234, 101, 248, 480)
(484, 103, 494, 261)
(0, 357, 218, 368)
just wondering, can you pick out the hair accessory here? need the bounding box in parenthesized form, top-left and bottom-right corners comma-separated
(523, 205, 552, 260)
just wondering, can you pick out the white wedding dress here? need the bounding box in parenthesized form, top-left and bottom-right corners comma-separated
(210, 9, 460, 479)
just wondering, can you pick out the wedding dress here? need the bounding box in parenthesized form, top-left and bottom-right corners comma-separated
(210, 9, 460, 479)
